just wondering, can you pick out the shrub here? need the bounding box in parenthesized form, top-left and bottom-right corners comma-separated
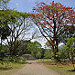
(2, 56, 26, 64)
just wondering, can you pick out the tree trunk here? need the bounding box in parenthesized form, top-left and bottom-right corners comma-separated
(53, 37, 60, 62)
(53, 17, 60, 61)
(1, 38, 2, 50)
(9, 42, 13, 56)
(0, 38, 2, 60)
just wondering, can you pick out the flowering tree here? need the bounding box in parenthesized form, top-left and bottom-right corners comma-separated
(30, 1, 75, 60)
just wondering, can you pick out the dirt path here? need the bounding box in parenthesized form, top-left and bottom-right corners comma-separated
(12, 62, 59, 75)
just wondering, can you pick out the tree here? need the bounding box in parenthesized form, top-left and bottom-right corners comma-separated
(0, 10, 12, 59)
(7, 11, 30, 56)
(30, 1, 75, 61)
(27, 41, 42, 58)
(0, 10, 30, 56)
(11, 40, 31, 56)
(0, 0, 10, 9)
(63, 38, 75, 70)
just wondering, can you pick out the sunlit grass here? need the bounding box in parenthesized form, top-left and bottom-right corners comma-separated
(36, 59, 53, 62)
(0, 62, 25, 75)
(26, 59, 53, 63)
(35, 59, 75, 75)
(46, 64, 75, 75)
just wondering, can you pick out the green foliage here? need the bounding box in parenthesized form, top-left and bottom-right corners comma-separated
(57, 38, 75, 62)
(0, 0, 10, 4)
(10, 40, 31, 55)
(57, 49, 68, 61)
(0, 0, 10, 9)
(0, 45, 8, 60)
(0, 25, 11, 40)
(27, 41, 42, 58)
(63, 38, 75, 70)
(19, 12, 30, 19)
(44, 50, 54, 59)
(0, 10, 21, 27)
(63, 38, 75, 57)
(67, 38, 74, 46)
(0, 9, 30, 56)
(3, 56, 26, 64)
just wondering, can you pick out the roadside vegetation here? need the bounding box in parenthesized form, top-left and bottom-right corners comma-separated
(46, 63, 75, 75)
(0, 62, 25, 75)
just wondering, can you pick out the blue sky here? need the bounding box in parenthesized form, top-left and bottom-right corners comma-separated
(8, 0, 75, 12)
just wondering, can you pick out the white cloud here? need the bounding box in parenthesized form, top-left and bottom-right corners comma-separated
(15, 3, 19, 6)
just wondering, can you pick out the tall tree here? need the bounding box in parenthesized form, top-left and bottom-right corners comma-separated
(0, 10, 12, 58)
(0, 0, 10, 9)
(7, 11, 30, 56)
(0, 10, 30, 56)
(30, 1, 75, 61)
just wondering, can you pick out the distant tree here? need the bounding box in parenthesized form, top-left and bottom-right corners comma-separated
(27, 41, 42, 58)
(10, 40, 31, 56)
(30, 1, 75, 61)
(41, 48, 46, 58)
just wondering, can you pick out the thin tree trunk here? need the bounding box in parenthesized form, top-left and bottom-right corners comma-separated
(0, 37, 2, 50)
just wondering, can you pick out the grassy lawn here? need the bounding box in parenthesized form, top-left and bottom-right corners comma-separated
(0, 62, 25, 75)
(46, 63, 75, 75)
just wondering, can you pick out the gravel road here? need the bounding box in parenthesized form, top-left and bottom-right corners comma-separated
(12, 62, 59, 75)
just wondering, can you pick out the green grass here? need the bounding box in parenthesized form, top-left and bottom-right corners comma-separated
(36, 59, 54, 62)
(0, 62, 25, 75)
(26, 59, 53, 63)
(46, 64, 75, 75)
(36, 59, 75, 75)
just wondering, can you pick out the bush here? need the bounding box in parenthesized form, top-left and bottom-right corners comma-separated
(2, 56, 26, 64)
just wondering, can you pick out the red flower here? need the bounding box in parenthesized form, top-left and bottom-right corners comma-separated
(63, 7, 65, 9)
(70, 10, 73, 12)
(41, 2, 45, 5)
(44, 26, 46, 28)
